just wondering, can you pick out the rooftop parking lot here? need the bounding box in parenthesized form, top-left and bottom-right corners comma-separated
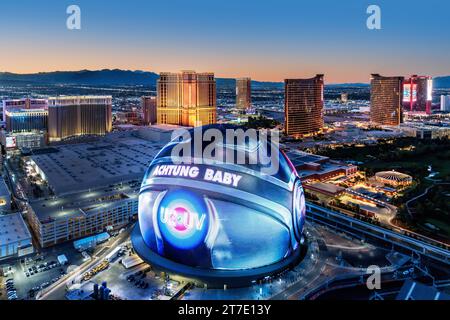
(29, 135, 164, 195)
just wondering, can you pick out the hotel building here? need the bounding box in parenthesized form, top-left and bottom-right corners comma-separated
(48, 96, 112, 142)
(284, 75, 324, 137)
(370, 74, 404, 126)
(236, 77, 252, 110)
(141, 96, 157, 125)
(157, 71, 216, 127)
(441, 95, 450, 112)
(2, 98, 47, 122)
(403, 75, 433, 114)
(5, 108, 48, 133)
(1, 99, 48, 150)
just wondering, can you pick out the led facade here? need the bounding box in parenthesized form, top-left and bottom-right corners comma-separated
(132, 125, 306, 287)
(403, 75, 433, 114)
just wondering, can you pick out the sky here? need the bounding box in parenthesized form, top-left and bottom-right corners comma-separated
(0, 0, 449, 83)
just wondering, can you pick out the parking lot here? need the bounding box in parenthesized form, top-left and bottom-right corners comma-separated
(2, 241, 86, 300)
(69, 243, 184, 300)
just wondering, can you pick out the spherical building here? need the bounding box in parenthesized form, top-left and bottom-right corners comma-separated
(132, 124, 306, 287)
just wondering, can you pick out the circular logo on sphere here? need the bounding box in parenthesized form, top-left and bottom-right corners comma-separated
(157, 190, 210, 250)
(170, 207, 191, 232)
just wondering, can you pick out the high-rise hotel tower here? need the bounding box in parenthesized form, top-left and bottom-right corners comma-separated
(403, 75, 433, 115)
(284, 75, 324, 137)
(48, 96, 112, 142)
(141, 96, 157, 125)
(370, 74, 404, 126)
(157, 71, 216, 127)
(236, 78, 252, 110)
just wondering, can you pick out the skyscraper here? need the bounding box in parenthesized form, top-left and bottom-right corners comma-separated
(441, 95, 450, 112)
(48, 96, 112, 142)
(157, 71, 216, 127)
(284, 75, 324, 137)
(403, 75, 433, 114)
(236, 78, 252, 110)
(141, 96, 157, 125)
(370, 74, 404, 126)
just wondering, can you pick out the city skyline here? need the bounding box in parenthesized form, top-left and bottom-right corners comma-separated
(1, 0, 450, 83)
(0, 0, 449, 305)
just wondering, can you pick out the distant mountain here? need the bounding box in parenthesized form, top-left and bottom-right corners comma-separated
(326, 83, 369, 87)
(0, 69, 284, 88)
(434, 76, 450, 88)
(2, 70, 446, 89)
(0, 69, 159, 86)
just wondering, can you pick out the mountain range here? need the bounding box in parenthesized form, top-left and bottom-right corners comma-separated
(0, 69, 449, 88)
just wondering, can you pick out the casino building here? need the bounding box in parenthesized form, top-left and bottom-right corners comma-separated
(403, 75, 433, 115)
(132, 124, 307, 287)
(5, 108, 48, 133)
(236, 78, 252, 110)
(284, 75, 324, 138)
(157, 71, 217, 127)
(1, 98, 47, 122)
(370, 74, 404, 126)
(1, 98, 49, 150)
(48, 96, 112, 142)
(142, 96, 157, 125)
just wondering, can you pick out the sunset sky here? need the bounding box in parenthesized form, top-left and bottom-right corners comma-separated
(1, 0, 449, 83)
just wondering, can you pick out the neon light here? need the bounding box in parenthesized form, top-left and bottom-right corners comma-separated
(157, 190, 210, 250)
(160, 206, 206, 232)
(427, 79, 433, 101)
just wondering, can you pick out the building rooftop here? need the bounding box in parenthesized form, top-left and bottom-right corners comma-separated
(285, 150, 355, 181)
(305, 182, 345, 195)
(0, 177, 11, 198)
(28, 183, 139, 223)
(375, 171, 412, 182)
(0, 213, 32, 246)
(396, 279, 450, 300)
(30, 135, 165, 195)
(284, 151, 329, 166)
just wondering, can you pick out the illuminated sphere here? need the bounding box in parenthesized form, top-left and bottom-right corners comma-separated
(132, 124, 306, 287)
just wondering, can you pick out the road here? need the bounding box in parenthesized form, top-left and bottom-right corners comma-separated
(269, 224, 330, 300)
(3, 159, 29, 204)
(37, 227, 131, 300)
(405, 182, 450, 219)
